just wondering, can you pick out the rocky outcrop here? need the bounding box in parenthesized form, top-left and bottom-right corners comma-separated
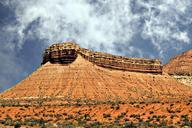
(163, 50, 192, 75)
(1, 54, 192, 102)
(173, 75, 192, 87)
(163, 50, 192, 86)
(42, 42, 79, 64)
(1, 42, 192, 102)
(42, 42, 162, 74)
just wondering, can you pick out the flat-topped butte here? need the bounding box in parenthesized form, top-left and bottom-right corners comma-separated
(42, 42, 162, 74)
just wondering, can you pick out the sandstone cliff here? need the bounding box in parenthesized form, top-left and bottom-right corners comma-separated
(1, 54, 191, 102)
(163, 50, 192, 86)
(1, 42, 192, 102)
(42, 42, 162, 74)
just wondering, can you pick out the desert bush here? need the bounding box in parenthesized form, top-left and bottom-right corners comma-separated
(24, 105, 29, 108)
(124, 118, 129, 122)
(103, 113, 111, 118)
(166, 107, 175, 113)
(14, 121, 21, 128)
(77, 118, 86, 126)
(4, 116, 13, 126)
(134, 104, 140, 108)
(23, 119, 46, 127)
(170, 114, 176, 119)
(115, 112, 126, 121)
(159, 118, 167, 127)
(181, 122, 192, 127)
(111, 103, 120, 110)
(67, 114, 74, 120)
(83, 114, 91, 121)
(130, 114, 140, 119)
(147, 116, 153, 122)
(62, 112, 68, 116)
(89, 121, 102, 127)
(180, 114, 192, 127)
(19, 108, 26, 111)
(113, 119, 120, 125)
(181, 115, 189, 121)
(175, 108, 181, 113)
(37, 98, 44, 106)
(55, 114, 62, 118)
(75, 99, 81, 106)
(149, 111, 154, 114)
(123, 121, 137, 128)
(64, 124, 76, 128)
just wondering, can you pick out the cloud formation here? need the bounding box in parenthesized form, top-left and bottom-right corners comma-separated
(0, 0, 192, 90)
(1, 0, 192, 54)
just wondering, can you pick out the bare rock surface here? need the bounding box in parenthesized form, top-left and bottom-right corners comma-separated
(1, 55, 191, 102)
(163, 50, 192, 75)
(163, 50, 192, 86)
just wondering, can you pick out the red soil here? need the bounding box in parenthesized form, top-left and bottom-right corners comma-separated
(0, 52, 192, 127)
(0, 102, 191, 127)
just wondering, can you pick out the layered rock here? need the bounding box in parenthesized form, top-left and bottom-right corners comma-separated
(163, 50, 192, 86)
(163, 50, 192, 75)
(1, 42, 192, 102)
(1, 54, 191, 102)
(42, 42, 162, 74)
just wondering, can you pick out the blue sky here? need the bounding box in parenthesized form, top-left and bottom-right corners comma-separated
(0, 0, 192, 92)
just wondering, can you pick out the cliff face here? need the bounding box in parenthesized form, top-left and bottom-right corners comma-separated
(163, 50, 192, 86)
(1, 42, 192, 102)
(163, 50, 192, 75)
(42, 42, 162, 74)
(1, 54, 191, 102)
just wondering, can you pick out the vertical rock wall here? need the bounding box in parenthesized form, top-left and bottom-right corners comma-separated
(42, 42, 162, 74)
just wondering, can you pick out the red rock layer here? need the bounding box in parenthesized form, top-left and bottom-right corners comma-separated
(42, 42, 162, 74)
(163, 50, 192, 75)
(0, 55, 191, 102)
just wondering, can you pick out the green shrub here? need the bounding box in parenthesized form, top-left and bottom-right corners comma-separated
(4, 116, 13, 126)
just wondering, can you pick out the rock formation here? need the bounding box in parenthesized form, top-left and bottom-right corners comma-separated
(0, 42, 192, 127)
(163, 50, 192, 86)
(0, 42, 191, 103)
(163, 50, 192, 75)
(42, 42, 162, 74)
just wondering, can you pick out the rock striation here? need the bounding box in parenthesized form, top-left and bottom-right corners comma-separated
(42, 42, 162, 74)
(163, 49, 192, 86)
(0, 42, 191, 102)
(163, 50, 192, 75)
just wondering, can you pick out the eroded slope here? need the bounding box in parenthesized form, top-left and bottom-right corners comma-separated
(0, 55, 191, 102)
(163, 50, 192, 75)
(163, 50, 192, 86)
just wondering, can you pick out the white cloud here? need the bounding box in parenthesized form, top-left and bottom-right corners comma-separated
(1, 0, 191, 55)
(0, 0, 192, 90)
(172, 32, 190, 43)
(138, 0, 192, 57)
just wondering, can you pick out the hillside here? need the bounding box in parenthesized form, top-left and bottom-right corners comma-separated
(1, 54, 191, 102)
(163, 50, 192, 75)
(0, 42, 192, 127)
(163, 50, 192, 86)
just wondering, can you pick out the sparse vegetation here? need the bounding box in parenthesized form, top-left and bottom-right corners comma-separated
(0, 98, 192, 127)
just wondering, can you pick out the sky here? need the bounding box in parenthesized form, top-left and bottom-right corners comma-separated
(0, 0, 192, 92)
